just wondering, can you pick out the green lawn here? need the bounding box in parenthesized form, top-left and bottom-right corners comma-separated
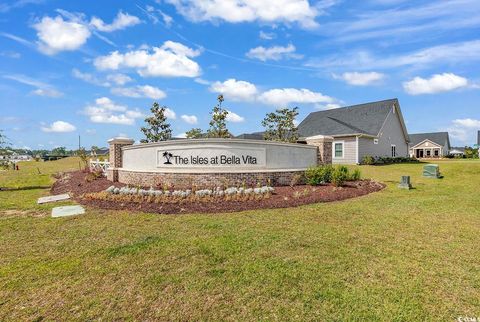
(0, 159, 479, 320)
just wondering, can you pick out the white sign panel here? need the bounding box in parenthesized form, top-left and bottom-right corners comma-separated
(157, 145, 266, 168)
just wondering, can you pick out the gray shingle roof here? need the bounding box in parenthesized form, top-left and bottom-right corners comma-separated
(235, 132, 265, 140)
(297, 98, 402, 138)
(409, 132, 450, 148)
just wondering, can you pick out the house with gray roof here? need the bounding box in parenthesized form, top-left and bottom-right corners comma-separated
(297, 98, 410, 164)
(408, 132, 451, 158)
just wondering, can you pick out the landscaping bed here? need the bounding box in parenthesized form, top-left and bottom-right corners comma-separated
(51, 170, 385, 214)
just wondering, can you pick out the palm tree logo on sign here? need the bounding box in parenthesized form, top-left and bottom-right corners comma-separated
(163, 151, 173, 164)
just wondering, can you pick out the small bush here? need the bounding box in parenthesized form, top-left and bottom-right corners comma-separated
(349, 168, 361, 181)
(332, 166, 348, 187)
(362, 155, 375, 165)
(305, 165, 334, 185)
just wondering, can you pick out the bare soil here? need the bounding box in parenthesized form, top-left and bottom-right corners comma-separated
(52, 171, 385, 214)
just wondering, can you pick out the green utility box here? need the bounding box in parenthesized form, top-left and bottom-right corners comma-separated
(423, 164, 441, 178)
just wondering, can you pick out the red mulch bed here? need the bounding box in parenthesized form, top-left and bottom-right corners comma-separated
(51, 171, 385, 214)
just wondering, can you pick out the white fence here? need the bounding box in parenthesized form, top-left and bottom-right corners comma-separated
(89, 160, 110, 175)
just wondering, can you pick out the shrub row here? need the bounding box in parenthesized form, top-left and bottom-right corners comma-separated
(305, 165, 361, 187)
(361, 155, 419, 165)
(106, 185, 275, 199)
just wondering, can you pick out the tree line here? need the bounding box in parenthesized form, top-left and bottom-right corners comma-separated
(141, 94, 299, 143)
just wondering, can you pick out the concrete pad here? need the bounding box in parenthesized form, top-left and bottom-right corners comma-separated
(51, 205, 85, 218)
(37, 193, 70, 204)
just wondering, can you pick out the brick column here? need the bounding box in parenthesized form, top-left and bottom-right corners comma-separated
(305, 135, 333, 165)
(106, 137, 135, 182)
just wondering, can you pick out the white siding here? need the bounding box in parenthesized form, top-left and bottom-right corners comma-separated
(358, 107, 409, 162)
(332, 137, 357, 164)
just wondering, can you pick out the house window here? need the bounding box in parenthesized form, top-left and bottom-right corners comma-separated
(391, 145, 396, 157)
(434, 149, 439, 157)
(373, 138, 379, 144)
(334, 142, 344, 158)
(426, 150, 431, 157)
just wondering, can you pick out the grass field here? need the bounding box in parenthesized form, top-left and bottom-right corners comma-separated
(0, 158, 479, 320)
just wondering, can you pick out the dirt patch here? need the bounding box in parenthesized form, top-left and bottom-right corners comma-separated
(52, 171, 385, 214)
(0, 209, 48, 219)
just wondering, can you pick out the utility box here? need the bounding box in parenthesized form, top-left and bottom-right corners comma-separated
(398, 175, 412, 189)
(423, 164, 441, 178)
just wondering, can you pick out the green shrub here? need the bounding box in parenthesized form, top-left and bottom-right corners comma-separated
(362, 155, 375, 165)
(349, 168, 361, 181)
(332, 166, 348, 187)
(305, 165, 334, 185)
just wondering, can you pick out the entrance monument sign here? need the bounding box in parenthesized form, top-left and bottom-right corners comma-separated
(107, 137, 333, 188)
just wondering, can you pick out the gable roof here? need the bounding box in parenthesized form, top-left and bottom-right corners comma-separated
(236, 132, 265, 140)
(409, 132, 450, 149)
(297, 98, 409, 140)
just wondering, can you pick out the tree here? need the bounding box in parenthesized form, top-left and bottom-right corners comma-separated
(77, 147, 89, 169)
(51, 146, 67, 155)
(207, 95, 231, 138)
(0, 130, 8, 150)
(185, 128, 203, 139)
(261, 107, 299, 143)
(141, 102, 172, 143)
(91, 145, 99, 155)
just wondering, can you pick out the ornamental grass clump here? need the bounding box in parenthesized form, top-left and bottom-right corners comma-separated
(96, 184, 275, 204)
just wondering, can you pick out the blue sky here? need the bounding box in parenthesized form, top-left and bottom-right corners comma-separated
(1, 0, 479, 150)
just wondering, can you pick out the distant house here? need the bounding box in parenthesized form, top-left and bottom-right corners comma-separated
(0, 151, 32, 162)
(237, 98, 410, 164)
(236, 132, 265, 140)
(408, 132, 451, 158)
(449, 147, 465, 157)
(297, 98, 410, 164)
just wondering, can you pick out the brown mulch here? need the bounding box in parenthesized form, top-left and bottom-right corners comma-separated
(51, 171, 385, 214)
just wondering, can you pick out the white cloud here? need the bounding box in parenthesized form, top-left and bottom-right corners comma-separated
(106, 73, 132, 85)
(226, 110, 245, 123)
(194, 78, 211, 85)
(72, 68, 110, 87)
(181, 114, 198, 124)
(164, 108, 177, 119)
(33, 16, 91, 54)
(94, 41, 201, 78)
(32, 88, 63, 97)
(452, 118, 480, 128)
(446, 118, 480, 144)
(403, 73, 468, 95)
(258, 88, 335, 106)
(111, 85, 166, 99)
(259, 31, 276, 40)
(3, 74, 63, 97)
(334, 71, 384, 86)
(209, 78, 258, 101)
(314, 103, 342, 110)
(175, 132, 187, 138)
(90, 11, 141, 32)
(41, 121, 76, 133)
(83, 97, 143, 125)
(246, 44, 302, 61)
(308, 40, 480, 71)
(165, 0, 320, 28)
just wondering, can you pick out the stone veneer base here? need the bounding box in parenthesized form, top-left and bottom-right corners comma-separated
(115, 169, 306, 188)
